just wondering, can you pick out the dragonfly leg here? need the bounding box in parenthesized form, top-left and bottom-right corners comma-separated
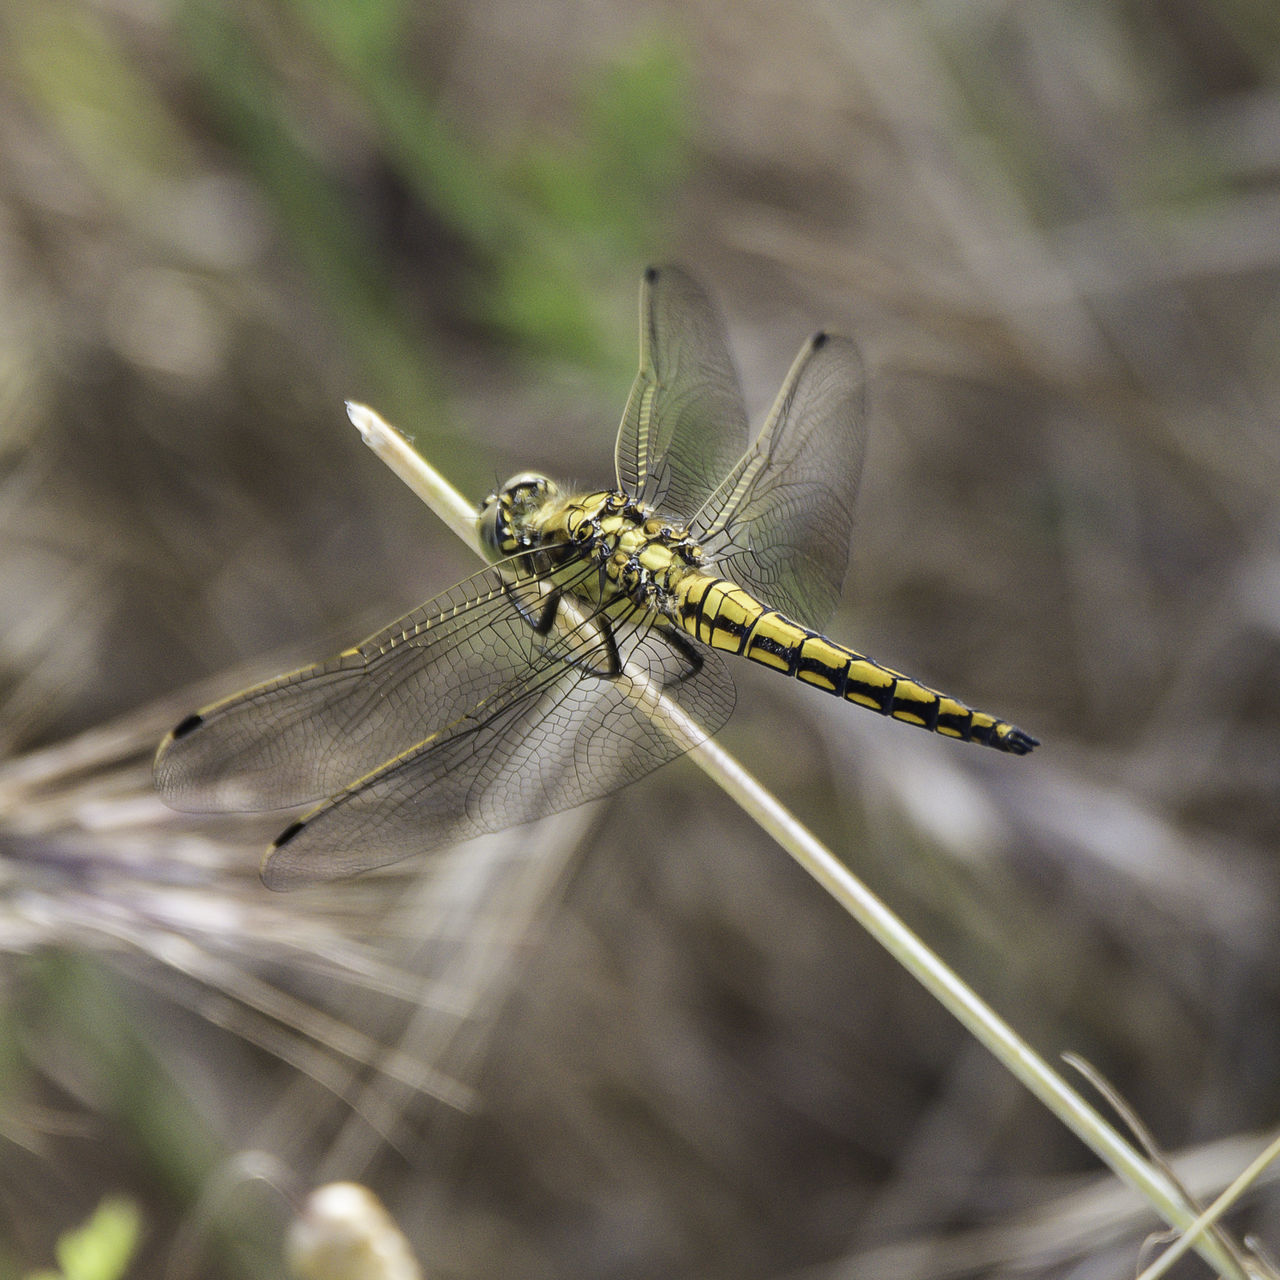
(503, 580, 563, 634)
(531, 587, 563, 635)
(595, 617, 623, 677)
(506, 578, 624, 678)
(658, 627, 705, 688)
(561, 613, 623, 679)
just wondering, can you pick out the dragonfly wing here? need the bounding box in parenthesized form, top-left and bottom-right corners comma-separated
(692, 331, 866, 630)
(614, 265, 750, 524)
(154, 562, 582, 813)
(262, 622, 735, 888)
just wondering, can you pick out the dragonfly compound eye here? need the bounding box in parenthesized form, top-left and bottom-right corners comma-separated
(478, 472, 559, 561)
(477, 494, 511, 560)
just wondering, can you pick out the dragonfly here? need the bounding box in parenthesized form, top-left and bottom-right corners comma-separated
(156, 266, 1037, 888)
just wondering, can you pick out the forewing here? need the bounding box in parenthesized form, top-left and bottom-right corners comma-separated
(614, 265, 750, 523)
(262, 622, 735, 888)
(692, 332, 866, 629)
(154, 562, 577, 813)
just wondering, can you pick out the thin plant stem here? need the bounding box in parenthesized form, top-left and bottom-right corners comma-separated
(1134, 1132, 1280, 1280)
(345, 400, 1248, 1280)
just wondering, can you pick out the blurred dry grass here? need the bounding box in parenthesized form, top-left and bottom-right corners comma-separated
(2, 0, 1280, 1276)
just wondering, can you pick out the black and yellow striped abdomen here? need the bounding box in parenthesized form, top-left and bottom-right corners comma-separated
(671, 573, 1037, 755)
(507, 488, 1037, 756)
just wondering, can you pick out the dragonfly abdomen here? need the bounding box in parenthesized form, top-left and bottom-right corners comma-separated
(673, 573, 1037, 755)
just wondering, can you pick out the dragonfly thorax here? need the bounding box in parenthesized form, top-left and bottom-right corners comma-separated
(478, 472, 711, 616)
(554, 491, 711, 616)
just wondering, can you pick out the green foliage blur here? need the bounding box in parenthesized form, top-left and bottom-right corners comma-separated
(23, 1197, 140, 1280)
(180, 0, 690, 363)
(5, 0, 691, 481)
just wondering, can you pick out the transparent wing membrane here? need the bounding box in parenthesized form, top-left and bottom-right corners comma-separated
(157, 555, 735, 886)
(262, 620, 733, 888)
(616, 267, 866, 628)
(693, 332, 866, 630)
(614, 265, 750, 524)
(156, 563, 569, 813)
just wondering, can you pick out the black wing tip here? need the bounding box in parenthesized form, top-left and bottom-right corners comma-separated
(812, 330, 831, 350)
(272, 819, 306, 850)
(260, 821, 309, 891)
(171, 712, 204, 741)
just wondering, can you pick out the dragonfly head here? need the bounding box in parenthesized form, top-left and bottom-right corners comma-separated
(478, 472, 561, 562)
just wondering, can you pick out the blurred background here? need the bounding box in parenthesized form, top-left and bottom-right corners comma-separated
(2, 0, 1279, 1276)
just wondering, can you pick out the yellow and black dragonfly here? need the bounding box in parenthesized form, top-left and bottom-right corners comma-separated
(156, 266, 1036, 888)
